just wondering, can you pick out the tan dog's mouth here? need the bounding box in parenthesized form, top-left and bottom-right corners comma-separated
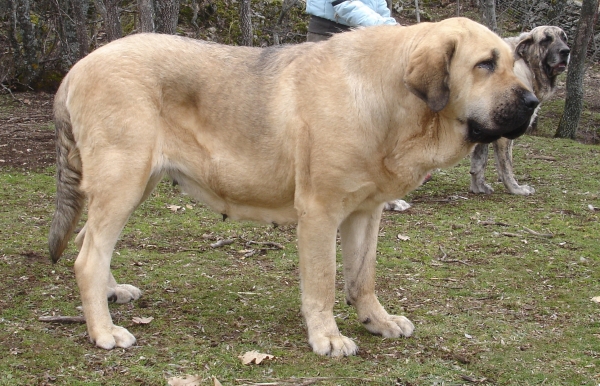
(466, 89, 539, 144)
(502, 121, 531, 140)
(467, 118, 531, 143)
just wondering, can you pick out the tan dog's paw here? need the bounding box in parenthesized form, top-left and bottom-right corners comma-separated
(91, 325, 136, 350)
(383, 199, 411, 212)
(107, 284, 142, 303)
(362, 314, 414, 338)
(309, 334, 358, 357)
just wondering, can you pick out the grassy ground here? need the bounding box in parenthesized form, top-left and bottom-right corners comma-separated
(1, 100, 599, 384)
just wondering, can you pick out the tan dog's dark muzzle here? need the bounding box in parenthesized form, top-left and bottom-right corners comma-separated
(467, 88, 538, 143)
(502, 90, 539, 139)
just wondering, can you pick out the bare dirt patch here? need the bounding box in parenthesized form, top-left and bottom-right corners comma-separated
(0, 92, 55, 171)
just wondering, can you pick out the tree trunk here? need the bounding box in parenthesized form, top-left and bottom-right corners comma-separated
(95, 0, 122, 41)
(137, 0, 155, 32)
(54, 0, 80, 70)
(155, 0, 180, 34)
(240, 0, 253, 46)
(190, 0, 200, 34)
(480, 0, 496, 32)
(70, 0, 89, 60)
(555, 0, 599, 139)
(9, 0, 40, 86)
(415, 0, 420, 23)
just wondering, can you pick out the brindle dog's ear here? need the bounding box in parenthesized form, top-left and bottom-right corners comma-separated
(404, 37, 456, 112)
(515, 33, 534, 59)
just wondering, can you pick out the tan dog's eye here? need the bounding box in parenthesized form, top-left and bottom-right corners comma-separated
(476, 60, 496, 72)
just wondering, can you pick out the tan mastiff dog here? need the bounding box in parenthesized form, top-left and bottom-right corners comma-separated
(469, 26, 570, 195)
(49, 17, 538, 356)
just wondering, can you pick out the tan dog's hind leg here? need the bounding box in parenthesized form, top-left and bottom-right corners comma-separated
(75, 156, 156, 349)
(493, 138, 535, 195)
(75, 212, 136, 349)
(298, 209, 357, 357)
(469, 143, 495, 194)
(340, 207, 414, 339)
(107, 173, 161, 303)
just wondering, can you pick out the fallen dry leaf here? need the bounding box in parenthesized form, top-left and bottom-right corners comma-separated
(592, 296, 600, 304)
(213, 376, 222, 386)
(397, 234, 410, 241)
(167, 375, 202, 386)
(239, 350, 275, 365)
(166, 204, 182, 212)
(132, 316, 154, 324)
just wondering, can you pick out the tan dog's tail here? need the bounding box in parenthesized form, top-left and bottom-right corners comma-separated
(48, 83, 85, 263)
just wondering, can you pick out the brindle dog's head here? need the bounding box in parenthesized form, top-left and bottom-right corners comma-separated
(515, 26, 570, 90)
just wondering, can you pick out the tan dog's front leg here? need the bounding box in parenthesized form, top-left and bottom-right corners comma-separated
(340, 207, 414, 339)
(297, 212, 357, 357)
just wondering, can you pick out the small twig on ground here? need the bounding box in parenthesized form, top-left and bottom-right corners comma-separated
(501, 232, 521, 237)
(530, 155, 557, 161)
(243, 239, 285, 249)
(461, 374, 488, 383)
(479, 220, 510, 226)
(439, 259, 472, 266)
(39, 315, 86, 324)
(210, 239, 235, 248)
(230, 291, 262, 299)
(523, 227, 554, 238)
(240, 249, 257, 258)
(235, 377, 376, 385)
(439, 245, 447, 259)
(437, 246, 472, 266)
(430, 277, 459, 282)
(179, 248, 205, 253)
(427, 283, 465, 290)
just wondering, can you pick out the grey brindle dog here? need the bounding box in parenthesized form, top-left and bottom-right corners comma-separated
(469, 26, 570, 196)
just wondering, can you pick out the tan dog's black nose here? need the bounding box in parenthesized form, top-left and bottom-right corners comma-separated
(523, 92, 539, 111)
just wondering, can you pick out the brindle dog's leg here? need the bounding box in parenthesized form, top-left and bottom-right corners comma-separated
(469, 143, 495, 194)
(493, 138, 535, 195)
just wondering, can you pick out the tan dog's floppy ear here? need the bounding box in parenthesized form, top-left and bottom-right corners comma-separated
(515, 33, 533, 59)
(404, 37, 456, 112)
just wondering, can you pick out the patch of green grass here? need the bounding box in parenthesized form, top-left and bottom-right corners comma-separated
(1, 133, 599, 386)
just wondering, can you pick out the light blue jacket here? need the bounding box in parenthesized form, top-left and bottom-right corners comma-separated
(306, 0, 397, 27)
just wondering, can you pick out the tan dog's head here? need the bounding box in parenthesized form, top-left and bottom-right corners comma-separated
(403, 17, 539, 144)
(515, 26, 570, 86)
